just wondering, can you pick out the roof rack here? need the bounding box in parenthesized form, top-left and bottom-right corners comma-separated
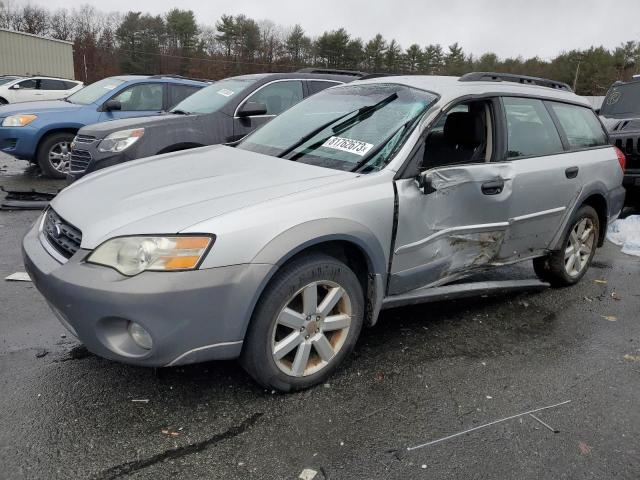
(146, 74, 213, 83)
(359, 73, 392, 80)
(459, 72, 572, 92)
(296, 68, 367, 77)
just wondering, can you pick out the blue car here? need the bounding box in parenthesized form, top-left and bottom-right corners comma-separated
(0, 75, 208, 178)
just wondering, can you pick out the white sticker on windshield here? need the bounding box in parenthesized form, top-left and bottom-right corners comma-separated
(217, 88, 234, 97)
(322, 136, 374, 156)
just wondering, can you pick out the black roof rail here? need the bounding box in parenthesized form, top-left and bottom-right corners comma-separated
(146, 74, 213, 83)
(296, 68, 367, 77)
(459, 72, 573, 92)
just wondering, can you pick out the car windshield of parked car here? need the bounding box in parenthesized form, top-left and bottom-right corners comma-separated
(66, 78, 125, 105)
(0, 77, 20, 86)
(237, 83, 437, 172)
(600, 82, 640, 117)
(170, 78, 257, 114)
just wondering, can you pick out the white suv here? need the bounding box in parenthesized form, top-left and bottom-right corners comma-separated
(0, 76, 83, 104)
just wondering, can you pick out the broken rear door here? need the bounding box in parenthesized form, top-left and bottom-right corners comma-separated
(390, 162, 516, 295)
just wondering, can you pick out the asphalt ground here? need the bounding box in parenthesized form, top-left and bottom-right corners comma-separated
(1, 153, 639, 480)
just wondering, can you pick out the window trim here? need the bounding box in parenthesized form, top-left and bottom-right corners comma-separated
(233, 79, 304, 119)
(100, 82, 166, 112)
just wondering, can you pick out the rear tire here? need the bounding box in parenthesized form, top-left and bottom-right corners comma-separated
(37, 132, 75, 179)
(533, 205, 599, 287)
(0, 97, 7, 105)
(241, 253, 364, 392)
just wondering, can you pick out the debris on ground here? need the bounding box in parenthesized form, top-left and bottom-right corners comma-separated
(299, 468, 318, 480)
(161, 427, 181, 438)
(607, 215, 640, 257)
(594, 280, 607, 284)
(131, 399, 149, 403)
(611, 292, 622, 301)
(601, 315, 618, 322)
(578, 441, 592, 455)
(528, 413, 559, 433)
(623, 354, 640, 362)
(0, 187, 58, 210)
(35, 349, 48, 358)
(5, 272, 31, 282)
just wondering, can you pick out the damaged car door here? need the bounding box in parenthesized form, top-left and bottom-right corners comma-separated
(390, 99, 515, 294)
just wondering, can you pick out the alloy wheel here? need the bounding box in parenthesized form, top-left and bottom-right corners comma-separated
(564, 217, 595, 277)
(271, 280, 352, 377)
(48, 141, 71, 173)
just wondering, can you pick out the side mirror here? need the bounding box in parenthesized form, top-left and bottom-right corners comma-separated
(237, 101, 267, 117)
(10, 84, 20, 90)
(417, 172, 437, 195)
(103, 99, 122, 111)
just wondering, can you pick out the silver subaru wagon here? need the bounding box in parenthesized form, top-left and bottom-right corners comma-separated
(23, 73, 626, 391)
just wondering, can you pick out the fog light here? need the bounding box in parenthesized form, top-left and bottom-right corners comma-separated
(128, 322, 153, 350)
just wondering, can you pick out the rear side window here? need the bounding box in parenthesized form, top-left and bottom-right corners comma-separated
(548, 102, 607, 149)
(111, 83, 164, 111)
(244, 81, 303, 115)
(307, 80, 340, 95)
(17, 79, 37, 89)
(168, 84, 201, 108)
(503, 97, 564, 158)
(40, 79, 68, 90)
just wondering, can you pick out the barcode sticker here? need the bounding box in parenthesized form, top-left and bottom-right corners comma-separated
(321, 136, 374, 156)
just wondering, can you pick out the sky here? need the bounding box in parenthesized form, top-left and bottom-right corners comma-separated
(29, 0, 640, 59)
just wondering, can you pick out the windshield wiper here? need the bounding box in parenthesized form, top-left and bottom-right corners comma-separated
(171, 109, 191, 115)
(350, 115, 421, 173)
(277, 93, 398, 160)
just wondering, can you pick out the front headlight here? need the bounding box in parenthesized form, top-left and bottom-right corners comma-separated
(87, 235, 214, 276)
(2, 114, 37, 127)
(98, 128, 145, 153)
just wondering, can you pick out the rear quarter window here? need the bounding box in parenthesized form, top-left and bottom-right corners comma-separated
(548, 102, 608, 149)
(503, 97, 564, 158)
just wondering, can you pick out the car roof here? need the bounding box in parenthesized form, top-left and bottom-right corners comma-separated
(229, 72, 357, 83)
(111, 75, 209, 86)
(354, 75, 591, 107)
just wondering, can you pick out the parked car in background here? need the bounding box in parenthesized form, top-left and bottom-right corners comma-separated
(0, 76, 83, 104)
(0, 75, 209, 178)
(599, 78, 640, 206)
(68, 70, 362, 179)
(23, 73, 625, 391)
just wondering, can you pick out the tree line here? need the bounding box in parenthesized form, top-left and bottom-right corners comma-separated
(1, 2, 639, 95)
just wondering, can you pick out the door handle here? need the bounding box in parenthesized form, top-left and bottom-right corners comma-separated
(481, 179, 504, 195)
(565, 166, 579, 179)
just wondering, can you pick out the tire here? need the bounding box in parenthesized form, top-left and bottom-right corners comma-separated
(0, 98, 7, 105)
(241, 253, 364, 392)
(533, 205, 599, 287)
(36, 132, 75, 179)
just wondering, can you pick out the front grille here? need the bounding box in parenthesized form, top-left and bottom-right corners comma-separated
(69, 149, 92, 173)
(43, 209, 82, 259)
(613, 137, 640, 171)
(74, 134, 96, 144)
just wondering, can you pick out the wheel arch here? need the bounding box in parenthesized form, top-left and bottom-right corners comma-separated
(581, 193, 608, 247)
(35, 127, 79, 155)
(249, 219, 388, 328)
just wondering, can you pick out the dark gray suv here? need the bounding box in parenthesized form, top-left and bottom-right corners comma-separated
(68, 71, 359, 179)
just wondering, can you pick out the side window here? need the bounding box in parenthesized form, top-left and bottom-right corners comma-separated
(503, 97, 564, 158)
(422, 101, 491, 169)
(244, 81, 303, 116)
(548, 102, 608, 149)
(110, 84, 164, 111)
(307, 80, 340, 95)
(17, 79, 37, 89)
(168, 85, 201, 108)
(40, 79, 68, 90)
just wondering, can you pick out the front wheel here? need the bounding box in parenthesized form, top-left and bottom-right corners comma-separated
(533, 205, 599, 287)
(0, 98, 8, 105)
(241, 253, 364, 392)
(36, 132, 75, 179)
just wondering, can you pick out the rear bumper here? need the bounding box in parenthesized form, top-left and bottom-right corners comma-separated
(22, 219, 273, 367)
(608, 185, 627, 220)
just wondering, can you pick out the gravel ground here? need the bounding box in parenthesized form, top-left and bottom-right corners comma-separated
(1, 153, 639, 480)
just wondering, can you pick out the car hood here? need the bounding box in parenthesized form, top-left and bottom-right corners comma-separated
(80, 113, 200, 137)
(52, 145, 355, 248)
(0, 100, 83, 117)
(600, 114, 640, 134)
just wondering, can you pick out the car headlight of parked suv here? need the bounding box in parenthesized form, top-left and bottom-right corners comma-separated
(87, 235, 214, 276)
(2, 114, 38, 127)
(98, 128, 145, 153)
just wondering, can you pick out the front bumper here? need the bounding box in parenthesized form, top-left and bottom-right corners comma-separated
(0, 125, 39, 160)
(22, 220, 273, 367)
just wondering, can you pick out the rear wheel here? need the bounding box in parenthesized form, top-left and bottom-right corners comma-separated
(37, 132, 75, 179)
(241, 253, 364, 392)
(0, 97, 7, 105)
(533, 205, 599, 287)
